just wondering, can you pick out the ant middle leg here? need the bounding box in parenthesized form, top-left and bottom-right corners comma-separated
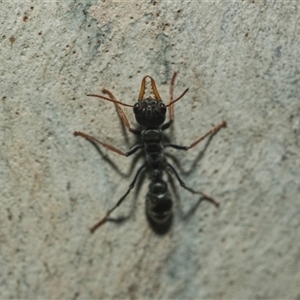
(74, 131, 143, 157)
(90, 164, 146, 233)
(164, 121, 226, 150)
(166, 163, 219, 207)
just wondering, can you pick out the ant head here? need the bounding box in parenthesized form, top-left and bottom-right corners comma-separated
(133, 99, 166, 127)
(134, 75, 166, 128)
(87, 73, 188, 129)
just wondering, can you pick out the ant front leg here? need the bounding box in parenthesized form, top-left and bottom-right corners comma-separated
(90, 164, 146, 233)
(74, 131, 143, 157)
(100, 89, 141, 135)
(164, 121, 226, 150)
(161, 72, 178, 131)
(166, 163, 219, 207)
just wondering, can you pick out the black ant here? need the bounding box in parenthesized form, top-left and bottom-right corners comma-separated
(74, 72, 226, 233)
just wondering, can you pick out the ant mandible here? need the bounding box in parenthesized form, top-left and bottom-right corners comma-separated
(74, 72, 226, 233)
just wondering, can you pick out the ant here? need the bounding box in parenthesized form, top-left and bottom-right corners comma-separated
(74, 72, 226, 233)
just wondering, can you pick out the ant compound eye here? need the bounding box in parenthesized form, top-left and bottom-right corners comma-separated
(133, 102, 140, 114)
(160, 103, 166, 114)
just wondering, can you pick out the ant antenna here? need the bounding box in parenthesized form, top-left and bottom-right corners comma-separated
(87, 93, 135, 108)
(165, 88, 189, 108)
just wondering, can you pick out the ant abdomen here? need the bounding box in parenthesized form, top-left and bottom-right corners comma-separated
(146, 180, 173, 224)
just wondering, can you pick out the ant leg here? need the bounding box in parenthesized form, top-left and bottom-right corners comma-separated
(102, 89, 141, 135)
(164, 121, 226, 150)
(161, 72, 178, 130)
(166, 163, 220, 207)
(74, 131, 143, 156)
(90, 164, 146, 233)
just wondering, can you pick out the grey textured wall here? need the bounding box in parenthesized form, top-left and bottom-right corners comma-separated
(1, 1, 300, 299)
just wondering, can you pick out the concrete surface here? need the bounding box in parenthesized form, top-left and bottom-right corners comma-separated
(1, 1, 300, 299)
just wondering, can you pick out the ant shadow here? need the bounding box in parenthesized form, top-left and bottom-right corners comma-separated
(165, 131, 221, 221)
(165, 129, 217, 176)
(88, 139, 143, 178)
(87, 102, 143, 178)
(84, 111, 145, 227)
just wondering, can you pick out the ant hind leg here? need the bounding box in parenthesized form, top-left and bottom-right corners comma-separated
(90, 164, 146, 233)
(166, 163, 220, 207)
